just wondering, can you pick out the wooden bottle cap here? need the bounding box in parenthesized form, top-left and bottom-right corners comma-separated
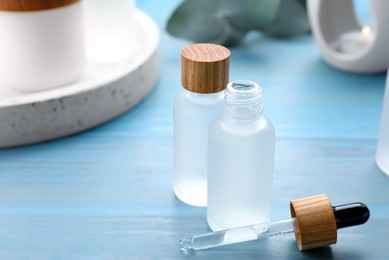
(181, 43, 230, 94)
(0, 0, 80, 12)
(290, 194, 337, 251)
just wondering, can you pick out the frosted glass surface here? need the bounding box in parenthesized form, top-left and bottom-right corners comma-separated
(376, 71, 389, 176)
(174, 90, 224, 206)
(207, 116, 275, 231)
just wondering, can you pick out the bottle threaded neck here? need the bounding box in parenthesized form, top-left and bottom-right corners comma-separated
(225, 80, 262, 105)
(223, 80, 263, 121)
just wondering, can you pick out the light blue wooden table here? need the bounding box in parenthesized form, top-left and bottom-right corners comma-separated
(1, 1, 388, 259)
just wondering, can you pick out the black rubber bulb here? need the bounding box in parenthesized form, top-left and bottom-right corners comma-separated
(332, 202, 370, 229)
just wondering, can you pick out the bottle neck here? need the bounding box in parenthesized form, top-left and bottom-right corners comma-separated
(223, 80, 263, 121)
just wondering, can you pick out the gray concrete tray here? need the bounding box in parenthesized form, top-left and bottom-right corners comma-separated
(0, 10, 159, 148)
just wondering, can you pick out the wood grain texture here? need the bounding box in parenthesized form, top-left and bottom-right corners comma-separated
(0, 0, 388, 259)
(181, 43, 230, 93)
(290, 194, 337, 250)
(0, 0, 79, 11)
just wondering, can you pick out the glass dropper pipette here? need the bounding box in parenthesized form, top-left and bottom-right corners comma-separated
(180, 198, 370, 251)
(180, 217, 298, 251)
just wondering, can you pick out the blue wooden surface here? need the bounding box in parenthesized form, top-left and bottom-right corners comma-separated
(1, 1, 389, 259)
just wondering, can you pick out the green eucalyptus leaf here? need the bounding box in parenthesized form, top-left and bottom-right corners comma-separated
(298, 0, 307, 11)
(166, 0, 281, 46)
(262, 0, 309, 37)
(223, 0, 281, 31)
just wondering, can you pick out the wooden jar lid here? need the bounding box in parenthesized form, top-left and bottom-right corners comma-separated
(290, 194, 338, 251)
(0, 0, 79, 11)
(181, 43, 230, 94)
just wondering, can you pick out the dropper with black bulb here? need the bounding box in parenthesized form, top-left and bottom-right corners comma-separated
(180, 194, 370, 251)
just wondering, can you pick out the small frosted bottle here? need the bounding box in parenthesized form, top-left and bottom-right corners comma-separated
(174, 44, 230, 207)
(376, 69, 389, 176)
(207, 80, 275, 231)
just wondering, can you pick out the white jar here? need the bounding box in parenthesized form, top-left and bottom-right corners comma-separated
(207, 80, 275, 231)
(84, 0, 135, 62)
(0, 0, 86, 91)
(174, 43, 230, 207)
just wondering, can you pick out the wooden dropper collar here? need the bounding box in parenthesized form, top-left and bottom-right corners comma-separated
(290, 194, 338, 250)
(0, 0, 80, 12)
(181, 43, 230, 94)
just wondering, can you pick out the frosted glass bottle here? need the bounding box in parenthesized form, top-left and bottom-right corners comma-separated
(174, 44, 230, 207)
(376, 69, 389, 176)
(207, 80, 275, 231)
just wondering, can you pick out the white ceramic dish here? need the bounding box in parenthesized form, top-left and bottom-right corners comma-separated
(0, 10, 159, 148)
